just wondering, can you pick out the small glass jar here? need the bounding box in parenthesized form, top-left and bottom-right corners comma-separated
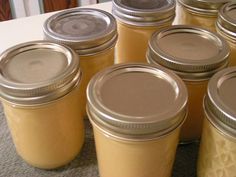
(176, 0, 230, 31)
(112, 0, 175, 63)
(147, 25, 230, 142)
(198, 67, 236, 177)
(0, 41, 84, 169)
(43, 8, 118, 118)
(87, 63, 188, 177)
(216, 2, 236, 66)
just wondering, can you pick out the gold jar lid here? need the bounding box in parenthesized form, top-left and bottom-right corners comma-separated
(178, 0, 230, 16)
(216, 2, 236, 42)
(0, 41, 81, 106)
(205, 67, 236, 138)
(112, 0, 175, 26)
(147, 25, 230, 81)
(43, 8, 118, 55)
(87, 63, 188, 140)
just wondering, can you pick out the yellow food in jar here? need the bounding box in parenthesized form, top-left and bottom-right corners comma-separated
(198, 118, 236, 177)
(0, 41, 84, 169)
(112, 0, 175, 63)
(87, 63, 188, 177)
(197, 67, 236, 177)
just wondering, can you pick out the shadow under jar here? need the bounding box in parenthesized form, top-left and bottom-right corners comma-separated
(0, 41, 84, 169)
(198, 67, 236, 177)
(87, 63, 188, 177)
(112, 0, 175, 63)
(43, 8, 118, 118)
(176, 0, 230, 32)
(216, 2, 236, 66)
(147, 25, 230, 143)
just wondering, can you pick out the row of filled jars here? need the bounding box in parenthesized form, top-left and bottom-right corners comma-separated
(0, 0, 235, 177)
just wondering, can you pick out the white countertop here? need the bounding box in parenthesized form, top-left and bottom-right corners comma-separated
(0, 2, 112, 53)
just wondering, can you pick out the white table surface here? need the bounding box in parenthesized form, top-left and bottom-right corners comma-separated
(0, 2, 112, 54)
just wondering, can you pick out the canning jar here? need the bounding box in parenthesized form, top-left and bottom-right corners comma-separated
(43, 8, 118, 118)
(0, 41, 84, 169)
(216, 2, 236, 66)
(176, 0, 230, 31)
(112, 0, 175, 63)
(198, 67, 236, 177)
(87, 63, 188, 177)
(147, 25, 230, 142)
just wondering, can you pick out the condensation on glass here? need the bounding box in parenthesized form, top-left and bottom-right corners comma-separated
(198, 67, 236, 177)
(216, 2, 236, 66)
(147, 25, 230, 142)
(43, 8, 118, 118)
(175, 0, 230, 31)
(0, 41, 84, 169)
(112, 0, 175, 63)
(86, 63, 188, 177)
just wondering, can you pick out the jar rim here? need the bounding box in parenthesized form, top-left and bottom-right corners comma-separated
(43, 8, 118, 55)
(178, 0, 230, 16)
(216, 2, 236, 42)
(204, 67, 236, 138)
(86, 63, 188, 138)
(0, 41, 82, 106)
(147, 25, 230, 80)
(112, 0, 175, 26)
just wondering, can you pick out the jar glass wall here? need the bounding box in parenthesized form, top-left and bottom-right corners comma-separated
(87, 63, 188, 177)
(216, 2, 236, 66)
(112, 0, 175, 63)
(197, 67, 236, 177)
(147, 25, 230, 142)
(175, 0, 230, 32)
(0, 41, 84, 169)
(43, 8, 118, 118)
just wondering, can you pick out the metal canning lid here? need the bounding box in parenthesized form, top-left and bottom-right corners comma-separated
(205, 67, 236, 137)
(178, 0, 231, 16)
(147, 25, 230, 81)
(0, 41, 81, 106)
(87, 63, 188, 139)
(43, 8, 118, 55)
(112, 0, 176, 26)
(216, 2, 236, 42)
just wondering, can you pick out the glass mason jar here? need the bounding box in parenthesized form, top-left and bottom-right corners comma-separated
(0, 41, 84, 169)
(198, 67, 236, 177)
(176, 0, 230, 31)
(43, 8, 118, 118)
(112, 0, 175, 63)
(147, 25, 230, 142)
(87, 63, 188, 177)
(216, 2, 236, 66)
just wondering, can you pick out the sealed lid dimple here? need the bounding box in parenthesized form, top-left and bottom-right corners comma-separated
(0, 41, 81, 105)
(3, 49, 68, 84)
(87, 64, 188, 138)
(147, 25, 230, 80)
(43, 8, 117, 54)
(206, 67, 236, 137)
(112, 0, 175, 26)
(216, 2, 236, 42)
(100, 72, 176, 117)
(178, 0, 231, 16)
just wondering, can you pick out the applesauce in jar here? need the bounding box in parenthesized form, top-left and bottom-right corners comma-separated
(112, 0, 175, 63)
(87, 63, 188, 177)
(43, 8, 118, 118)
(0, 41, 84, 169)
(216, 2, 236, 66)
(198, 67, 236, 177)
(147, 25, 230, 142)
(176, 0, 230, 31)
